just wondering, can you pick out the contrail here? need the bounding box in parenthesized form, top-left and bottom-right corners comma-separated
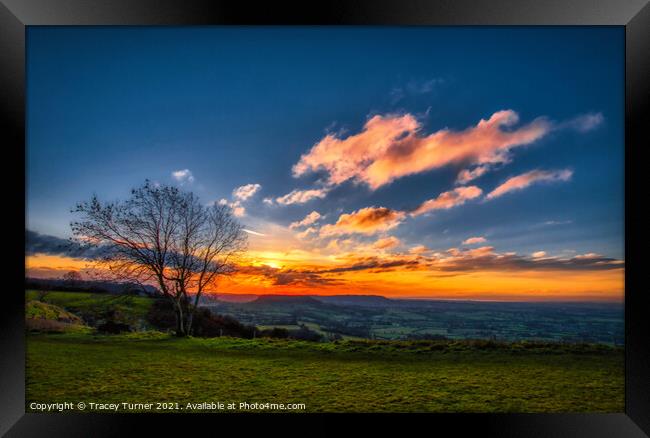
(243, 228, 266, 237)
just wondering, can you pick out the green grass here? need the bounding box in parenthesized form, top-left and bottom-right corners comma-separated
(25, 300, 94, 334)
(26, 290, 154, 329)
(257, 322, 364, 340)
(26, 300, 83, 323)
(26, 332, 623, 413)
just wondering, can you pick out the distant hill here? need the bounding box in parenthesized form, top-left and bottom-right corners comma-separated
(314, 295, 393, 307)
(199, 293, 258, 304)
(203, 293, 395, 306)
(25, 277, 160, 296)
(251, 295, 323, 306)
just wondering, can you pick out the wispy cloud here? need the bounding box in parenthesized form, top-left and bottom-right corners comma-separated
(390, 77, 444, 103)
(411, 186, 482, 216)
(218, 199, 246, 217)
(543, 220, 573, 226)
(275, 188, 329, 205)
(486, 169, 573, 200)
(432, 247, 623, 272)
(451, 113, 601, 186)
(289, 211, 322, 229)
(559, 112, 604, 133)
(295, 226, 319, 240)
(217, 183, 262, 217)
(320, 206, 406, 236)
(229, 246, 623, 290)
(373, 236, 401, 250)
(462, 236, 487, 245)
(293, 110, 551, 190)
(171, 169, 195, 184)
(233, 183, 261, 201)
(456, 164, 492, 185)
(409, 245, 430, 255)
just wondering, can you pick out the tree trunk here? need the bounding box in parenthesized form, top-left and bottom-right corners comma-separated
(175, 300, 186, 337)
(185, 310, 194, 337)
(186, 288, 203, 336)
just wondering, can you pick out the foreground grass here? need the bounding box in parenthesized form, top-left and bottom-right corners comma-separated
(26, 333, 623, 413)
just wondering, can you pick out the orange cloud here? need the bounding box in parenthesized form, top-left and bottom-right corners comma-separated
(295, 226, 319, 240)
(411, 186, 482, 216)
(289, 211, 322, 229)
(373, 236, 401, 250)
(409, 245, 430, 254)
(320, 206, 406, 236)
(463, 236, 487, 245)
(293, 110, 551, 190)
(27, 241, 625, 301)
(456, 164, 491, 185)
(275, 188, 329, 205)
(487, 169, 573, 199)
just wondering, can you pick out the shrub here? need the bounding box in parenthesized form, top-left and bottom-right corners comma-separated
(147, 300, 259, 338)
(259, 327, 290, 339)
(97, 321, 132, 334)
(146, 299, 177, 330)
(288, 326, 323, 342)
(192, 308, 258, 338)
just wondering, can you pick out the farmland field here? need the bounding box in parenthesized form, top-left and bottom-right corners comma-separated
(206, 295, 625, 344)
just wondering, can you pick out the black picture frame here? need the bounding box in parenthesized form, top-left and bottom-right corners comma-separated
(2, 0, 648, 436)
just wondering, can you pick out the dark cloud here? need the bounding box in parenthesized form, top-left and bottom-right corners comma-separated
(233, 264, 341, 287)
(434, 250, 624, 272)
(320, 258, 421, 274)
(273, 271, 341, 287)
(26, 230, 110, 259)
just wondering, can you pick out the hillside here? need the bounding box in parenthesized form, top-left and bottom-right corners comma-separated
(25, 290, 154, 330)
(251, 295, 324, 305)
(314, 294, 393, 307)
(25, 300, 92, 334)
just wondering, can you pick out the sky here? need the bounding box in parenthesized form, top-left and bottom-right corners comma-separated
(25, 26, 625, 301)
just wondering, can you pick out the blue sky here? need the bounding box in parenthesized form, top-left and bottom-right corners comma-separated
(26, 26, 624, 262)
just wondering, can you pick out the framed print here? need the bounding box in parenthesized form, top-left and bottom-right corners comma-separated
(2, 0, 649, 436)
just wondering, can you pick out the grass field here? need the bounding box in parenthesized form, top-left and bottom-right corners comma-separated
(25, 290, 153, 329)
(26, 332, 624, 413)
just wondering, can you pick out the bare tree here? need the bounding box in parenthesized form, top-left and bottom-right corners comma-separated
(62, 270, 82, 287)
(71, 180, 247, 336)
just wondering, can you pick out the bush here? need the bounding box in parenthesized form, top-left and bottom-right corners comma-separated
(146, 299, 178, 330)
(288, 326, 323, 342)
(97, 321, 132, 334)
(146, 300, 259, 338)
(259, 327, 290, 339)
(405, 333, 449, 341)
(192, 308, 258, 338)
